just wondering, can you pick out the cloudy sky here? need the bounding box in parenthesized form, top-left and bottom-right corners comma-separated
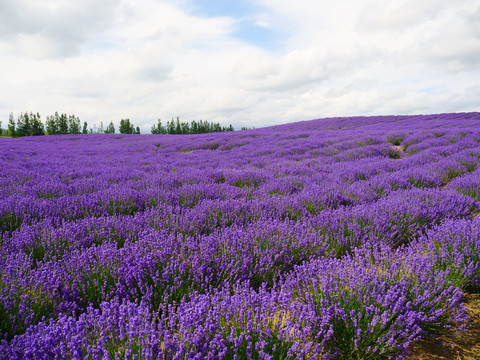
(1, 0, 479, 131)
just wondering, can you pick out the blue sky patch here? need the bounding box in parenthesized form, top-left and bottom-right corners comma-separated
(189, 0, 283, 51)
(233, 20, 282, 51)
(190, 0, 254, 18)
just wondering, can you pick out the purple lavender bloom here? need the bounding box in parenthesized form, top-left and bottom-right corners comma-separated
(1, 112, 480, 358)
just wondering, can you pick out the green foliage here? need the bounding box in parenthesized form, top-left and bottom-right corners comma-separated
(388, 148, 402, 159)
(105, 121, 115, 134)
(76, 267, 117, 308)
(456, 187, 480, 202)
(215, 307, 299, 360)
(15, 112, 33, 137)
(386, 133, 407, 146)
(151, 119, 166, 134)
(45, 114, 57, 135)
(119, 118, 139, 134)
(151, 117, 235, 134)
(0, 211, 24, 234)
(0, 281, 56, 341)
(45, 112, 84, 135)
(31, 113, 45, 136)
(68, 114, 81, 134)
(58, 113, 69, 134)
(8, 113, 16, 137)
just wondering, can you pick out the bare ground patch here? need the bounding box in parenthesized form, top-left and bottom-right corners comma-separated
(409, 293, 480, 360)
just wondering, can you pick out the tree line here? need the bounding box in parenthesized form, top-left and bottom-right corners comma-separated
(2, 112, 141, 137)
(151, 117, 234, 134)
(1, 112, 239, 138)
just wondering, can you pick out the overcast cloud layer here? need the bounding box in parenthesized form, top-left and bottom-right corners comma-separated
(1, 0, 479, 131)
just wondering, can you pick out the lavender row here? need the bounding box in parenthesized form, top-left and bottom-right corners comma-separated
(0, 188, 477, 347)
(2, 217, 479, 359)
(2, 112, 480, 358)
(2, 146, 479, 236)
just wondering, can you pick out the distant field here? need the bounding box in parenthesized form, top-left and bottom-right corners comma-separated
(1, 113, 480, 359)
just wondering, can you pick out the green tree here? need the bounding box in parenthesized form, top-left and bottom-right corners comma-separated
(175, 117, 181, 134)
(151, 120, 159, 134)
(8, 113, 16, 137)
(57, 113, 69, 134)
(151, 119, 166, 134)
(119, 118, 129, 134)
(167, 119, 175, 134)
(68, 115, 81, 134)
(190, 120, 198, 134)
(153, 117, 234, 135)
(45, 115, 58, 135)
(30, 112, 44, 136)
(105, 121, 115, 134)
(180, 121, 190, 134)
(16, 112, 32, 137)
(135, 126, 140, 134)
(119, 118, 136, 134)
(198, 120, 207, 133)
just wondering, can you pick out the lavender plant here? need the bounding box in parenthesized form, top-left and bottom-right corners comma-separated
(1, 112, 480, 359)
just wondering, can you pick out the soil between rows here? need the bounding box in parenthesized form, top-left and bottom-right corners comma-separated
(409, 293, 480, 360)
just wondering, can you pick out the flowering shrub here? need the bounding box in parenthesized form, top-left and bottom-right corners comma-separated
(1, 112, 480, 359)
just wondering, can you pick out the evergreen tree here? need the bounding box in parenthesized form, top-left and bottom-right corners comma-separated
(57, 113, 69, 134)
(151, 120, 158, 134)
(135, 126, 140, 134)
(119, 119, 127, 134)
(82, 121, 88, 134)
(30, 112, 45, 136)
(191, 120, 198, 134)
(181, 121, 190, 134)
(46, 115, 58, 135)
(175, 117, 181, 134)
(150, 117, 234, 135)
(105, 121, 115, 134)
(151, 119, 166, 134)
(119, 118, 136, 134)
(8, 113, 16, 137)
(167, 119, 175, 134)
(199, 120, 206, 133)
(16, 112, 32, 137)
(68, 115, 81, 134)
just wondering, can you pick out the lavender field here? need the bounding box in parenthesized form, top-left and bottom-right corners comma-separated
(1, 113, 480, 359)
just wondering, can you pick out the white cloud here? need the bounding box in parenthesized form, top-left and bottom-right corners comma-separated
(0, 0, 479, 132)
(254, 20, 270, 28)
(356, 0, 458, 32)
(0, 0, 120, 57)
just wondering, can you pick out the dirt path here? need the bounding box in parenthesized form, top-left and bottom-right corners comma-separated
(409, 293, 480, 359)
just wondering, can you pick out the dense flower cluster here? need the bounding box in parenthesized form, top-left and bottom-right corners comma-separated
(1, 112, 480, 359)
